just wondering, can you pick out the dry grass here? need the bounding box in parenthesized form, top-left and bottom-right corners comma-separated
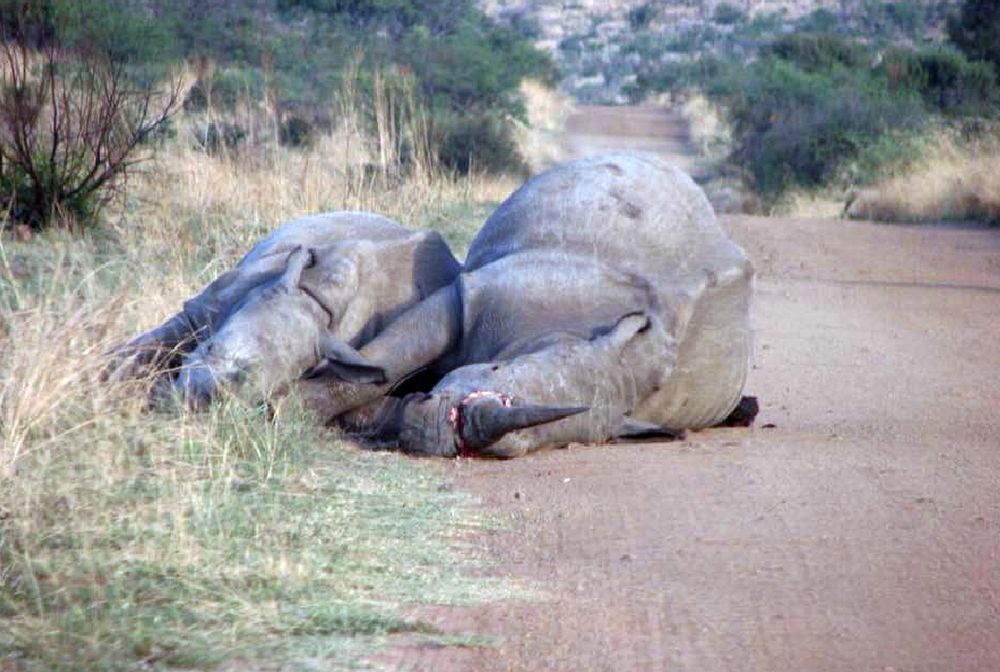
(845, 131, 1000, 223)
(0, 120, 523, 670)
(680, 92, 731, 164)
(771, 191, 846, 219)
(514, 79, 575, 173)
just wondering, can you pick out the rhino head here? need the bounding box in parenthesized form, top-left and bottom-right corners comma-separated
(173, 245, 384, 406)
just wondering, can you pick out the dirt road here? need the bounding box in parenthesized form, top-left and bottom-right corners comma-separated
(385, 107, 1000, 671)
(560, 103, 706, 176)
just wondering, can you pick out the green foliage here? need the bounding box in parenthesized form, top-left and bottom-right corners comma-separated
(0, 40, 181, 230)
(724, 57, 927, 198)
(766, 33, 870, 72)
(552, 0, 997, 204)
(2, 0, 552, 176)
(713, 3, 747, 25)
(667, 25, 720, 53)
(0, 158, 97, 229)
(436, 114, 527, 175)
(627, 3, 658, 30)
(0, 0, 176, 65)
(948, 0, 1000, 79)
(799, 8, 840, 33)
(798, 1, 929, 41)
(883, 46, 999, 115)
(869, 1, 927, 38)
(401, 16, 552, 116)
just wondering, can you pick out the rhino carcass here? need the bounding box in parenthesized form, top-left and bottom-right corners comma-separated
(316, 153, 754, 457)
(110, 212, 462, 406)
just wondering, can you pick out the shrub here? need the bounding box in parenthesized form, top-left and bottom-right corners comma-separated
(193, 121, 248, 155)
(948, 0, 1000, 80)
(668, 25, 720, 53)
(627, 3, 658, 30)
(436, 114, 526, 175)
(883, 47, 999, 115)
(5, 0, 552, 176)
(727, 58, 926, 198)
(0, 40, 181, 230)
(798, 8, 839, 33)
(183, 68, 259, 114)
(280, 115, 315, 147)
(880, 1, 926, 37)
(713, 3, 747, 25)
(0, 0, 175, 64)
(767, 33, 870, 72)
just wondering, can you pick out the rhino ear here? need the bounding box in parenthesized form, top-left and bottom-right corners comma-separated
(280, 246, 315, 290)
(302, 336, 387, 384)
(605, 311, 651, 346)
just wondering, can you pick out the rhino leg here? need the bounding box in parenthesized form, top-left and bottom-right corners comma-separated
(716, 395, 759, 427)
(300, 282, 463, 417)
(612, 417, 685, 441)
(103, 310, 197, 382)
(480, 312, 676, 456)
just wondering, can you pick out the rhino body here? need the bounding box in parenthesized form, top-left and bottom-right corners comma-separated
(112, 212, 462, 405)
(324, 153, 753, 457)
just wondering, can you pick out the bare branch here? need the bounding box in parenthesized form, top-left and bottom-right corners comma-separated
(1, 35, 183, 230)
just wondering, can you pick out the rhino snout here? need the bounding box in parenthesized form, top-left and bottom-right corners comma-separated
(174, 362, 223, 408)
(175, 354, 249, 407)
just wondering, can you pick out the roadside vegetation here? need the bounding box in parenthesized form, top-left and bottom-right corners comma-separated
(0, 1, 549, 669)
(619, 0, 1000, 222)
(1, 0, 553, 232)
(0, 101, 523, 672)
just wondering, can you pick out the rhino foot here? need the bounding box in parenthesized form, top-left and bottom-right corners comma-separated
(717, 395, 759, 427)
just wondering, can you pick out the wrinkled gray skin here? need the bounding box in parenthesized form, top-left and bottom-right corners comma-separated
(109, 212, 462, 406)
(315, 153, 754, 458)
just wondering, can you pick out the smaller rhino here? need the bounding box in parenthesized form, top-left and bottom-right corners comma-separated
(110, 212, 462, 406)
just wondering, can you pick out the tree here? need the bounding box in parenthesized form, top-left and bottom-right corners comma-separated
(948, 0, 1000, 80)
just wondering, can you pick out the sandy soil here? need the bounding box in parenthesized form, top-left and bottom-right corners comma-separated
(379, 106, 1000, 672)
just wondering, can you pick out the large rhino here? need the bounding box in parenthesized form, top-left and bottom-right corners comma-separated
(313, 153, 754, 457)
(110, 212, 462, 405)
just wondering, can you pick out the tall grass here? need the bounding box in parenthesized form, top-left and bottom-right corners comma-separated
(514, 79, 574, 172)
(0, 115, 520, 670)
(846, 128, 1000, 223)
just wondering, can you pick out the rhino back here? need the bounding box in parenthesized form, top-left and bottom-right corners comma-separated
(465, 153, 744, 287)
(239, 211, 410, 266)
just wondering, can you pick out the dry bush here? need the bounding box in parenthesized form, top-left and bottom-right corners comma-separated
(846, 131, 1000, 223)
(680, 92, 732, 163)
(0, 40, 182, 231)
(514, 79, 575, 173)
(770, 191, 846, 219)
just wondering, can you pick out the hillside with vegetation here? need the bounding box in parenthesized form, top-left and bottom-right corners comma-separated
(0, 0, 554, 230)
(486, 0, 999, 219)
(482, 0, 960, 102)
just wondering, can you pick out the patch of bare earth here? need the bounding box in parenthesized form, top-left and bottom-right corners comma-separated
(374, 107, 1000, 672)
